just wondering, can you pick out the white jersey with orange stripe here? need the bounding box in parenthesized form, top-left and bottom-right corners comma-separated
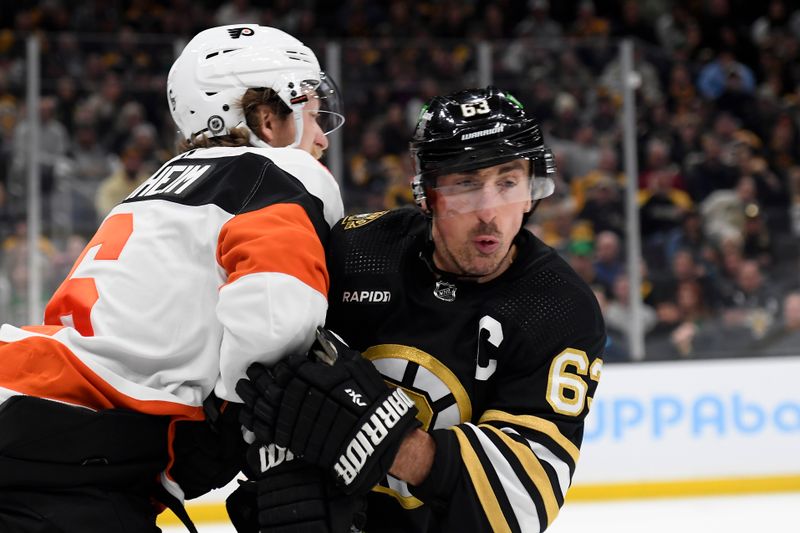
(0, 146, 342, 417)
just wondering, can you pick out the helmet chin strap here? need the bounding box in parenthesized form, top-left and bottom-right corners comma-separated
(288, 102, 306, 148)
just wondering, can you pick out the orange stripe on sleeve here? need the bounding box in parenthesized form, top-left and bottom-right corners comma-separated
(0, 336, 203, 420)
(217, 203, 329, 296)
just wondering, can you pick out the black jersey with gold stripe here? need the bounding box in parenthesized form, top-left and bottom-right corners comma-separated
(325, 206, 606, 532)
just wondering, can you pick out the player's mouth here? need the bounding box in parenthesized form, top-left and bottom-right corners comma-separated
(473, 236, 500, 255)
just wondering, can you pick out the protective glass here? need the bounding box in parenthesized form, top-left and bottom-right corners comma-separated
(430, 169, 532, 218)
(298, 71, 345, 135)
(415, 149, 555, 217)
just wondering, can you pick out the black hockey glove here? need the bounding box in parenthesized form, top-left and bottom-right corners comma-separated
(236, 327, 420, 496)
(226, 442, 367, 533)
(170, 394, 248, 499)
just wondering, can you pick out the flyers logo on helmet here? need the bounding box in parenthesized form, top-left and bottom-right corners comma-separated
(227, 27, 255, 39)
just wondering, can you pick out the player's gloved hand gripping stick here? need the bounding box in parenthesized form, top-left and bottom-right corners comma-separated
(237, 327, 420, 496)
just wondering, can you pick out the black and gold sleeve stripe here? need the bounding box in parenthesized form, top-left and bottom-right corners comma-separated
(446, 409, 582, 532)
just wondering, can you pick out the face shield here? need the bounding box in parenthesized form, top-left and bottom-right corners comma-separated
(289, 71, 345, 147)
(413, 148, 556, 218)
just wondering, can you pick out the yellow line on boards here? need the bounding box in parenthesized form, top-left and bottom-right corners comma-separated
(156, 475, 800, 525)
(567, 474, 800, 501)
(157, 503, 229, 526)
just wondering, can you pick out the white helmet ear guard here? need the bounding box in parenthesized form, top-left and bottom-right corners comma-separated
(167, 24, 343, 143)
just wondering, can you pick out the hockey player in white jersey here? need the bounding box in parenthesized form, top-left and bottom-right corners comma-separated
(0, 24, 347, 533)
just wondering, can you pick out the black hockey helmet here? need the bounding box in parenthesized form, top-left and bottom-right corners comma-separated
(409, 86, 555, 214)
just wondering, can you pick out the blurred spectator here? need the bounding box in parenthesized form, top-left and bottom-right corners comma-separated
(67, 120, 115, 185)
(549, 116, 600, 181)
(604, 272, 658, 341)
(108, 101, 150, 154)
(638, 143, 693, 250)
(548, 92, 579, 140)
(515, 0, 563, 41)
(62, 119, 115, 234)
(569, 0, 610, 39)
(566, 238, 597, 287)
(593, 230, 624, 293)
(670, 114, 703, 169)
(375, 1, 415, 38)
(599, 45, 663, 107)
(94, 147, 150, 219)
(665, 62, 697, 115)
(53, 75, 82, 132)
(577, 173, 626, 238)
(655, 3, 696, 54)
(83, 72, 125, 138)
(9, 97, 69, 228)
(214, 0, 261, 25)
(128, 123, 169, 174)
(590, 89, 619, 142)
(789, 166, 800, 237)
(347, 130, 404, 212)
(538, 198, 580, 255)
(611, 0, 658, 45)
(733, 137, 786, 213)
(651, 246, 722, 316)
(72, 0, 121, 33)
(0, 182, 15, 244)
(723, 259, 781, 340)
(477, 3, 508, 40)
(664, 279, 717, 358)
(0, 99, 17, 193)
(765, 111, 800, 179)
(663, 208, 712, 268)
(0, 219, 58, 323)
(710, 111, 744, 165)
(639, 137, 684, 190)
(685, 133, 740, 203)
(700, 174, 757, 247)
(750, 0, 792, 47)
(378, 103, 410, 155)
(752, 291, 800, 356)
(715, 61, 758, 126)
(591, 284, 628, 361)
(697, 49, 756, 100)
(554, 49, 593, 101)
(741, 204, 774, 267)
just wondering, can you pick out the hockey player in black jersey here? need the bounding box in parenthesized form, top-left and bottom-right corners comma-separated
(238, 86, 606, 532)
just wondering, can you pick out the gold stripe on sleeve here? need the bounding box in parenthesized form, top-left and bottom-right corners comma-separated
(451, 426, 513, 533)
(483, 425, 560, 527)
(479, 410, 580, 463)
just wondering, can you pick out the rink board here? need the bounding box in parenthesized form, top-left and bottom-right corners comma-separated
(160, 354, 800, 526)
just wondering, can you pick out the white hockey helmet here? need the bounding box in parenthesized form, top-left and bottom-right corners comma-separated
(167, 24, 343, 144)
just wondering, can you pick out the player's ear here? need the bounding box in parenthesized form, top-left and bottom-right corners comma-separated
(256, 106, 289, 145)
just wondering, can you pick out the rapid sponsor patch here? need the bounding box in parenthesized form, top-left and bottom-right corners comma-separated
(342, 290, 391, 303)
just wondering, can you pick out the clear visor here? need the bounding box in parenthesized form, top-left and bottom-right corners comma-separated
(417, 154, 555, 218)
(296, 71, 345, 135)
(430, 174, 532, 218)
